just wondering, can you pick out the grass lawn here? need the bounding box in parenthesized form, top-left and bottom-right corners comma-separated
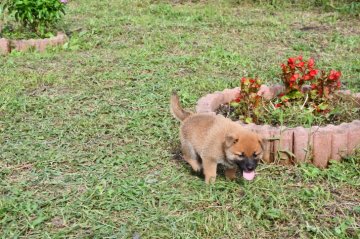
(0, 0, 359, 238)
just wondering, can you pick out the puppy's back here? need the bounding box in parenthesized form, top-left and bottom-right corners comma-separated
(181, 114, 216, 139)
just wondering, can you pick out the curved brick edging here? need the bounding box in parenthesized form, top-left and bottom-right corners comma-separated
(0, 32, 68, 55)
(196, 86, 360, 168)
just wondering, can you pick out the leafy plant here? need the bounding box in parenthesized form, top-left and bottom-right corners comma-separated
(221, 56, 360, 127)
(277, 55, 341, 112)
(230, 77, 262, 123)
(1, 0, 67, 36)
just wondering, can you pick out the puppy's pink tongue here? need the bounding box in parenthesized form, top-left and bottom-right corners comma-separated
(243, 171, 255, 181)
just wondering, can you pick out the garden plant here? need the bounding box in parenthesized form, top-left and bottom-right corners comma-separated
(220, 56, 359, 127)
(1, 0, 67, 38)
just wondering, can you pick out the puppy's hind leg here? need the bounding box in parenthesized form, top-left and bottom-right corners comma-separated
(181, 143, 201, 172)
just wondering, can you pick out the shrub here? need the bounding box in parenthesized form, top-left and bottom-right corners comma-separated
(1, 0, 67, 35)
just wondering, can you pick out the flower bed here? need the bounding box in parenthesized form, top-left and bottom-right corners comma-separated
(196, 87, 360, 168)
(195, 56, 360, 168)
(0, 32, 68, 55)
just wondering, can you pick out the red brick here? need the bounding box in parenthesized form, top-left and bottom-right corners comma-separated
(9, 32, 68, 53)
(222, 88, 240, 103)
(293, 127, 311, 163)
(312, 127, 331, 168)
(241, 123, 256, 131)
(49, 32, 68, 47)
(327, 125, 348, 161)
(267, 127, 281, 162)
(258, 125, 273, 163)
(0, 38, 10, 55)
(12, 40, 31, 52)
(209, 93, 224, 111)
(38, 39, 48, 52)
(278, 128, 294, 165)
(348, 120, 360, 154)
(339, 123, 351, 154)
(56, 32, 68, 42)
(196, 95, 213, 113)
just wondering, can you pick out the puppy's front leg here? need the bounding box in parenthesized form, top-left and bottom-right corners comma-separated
(203, 159, 217, 184)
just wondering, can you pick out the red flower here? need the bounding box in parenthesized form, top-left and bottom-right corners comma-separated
(296, 61, 305, 68)
(281, 63, 287, 71)
(274, 103, 282, 108)
(309, 69, 319, 77)
(249, 79, 255, 84)
(288, 57, 296, 69)
(337, 80, 341, 88)
(303, 74, 311, 81)
(288, 57, 295, 64)
(311, 83, 317, 89)
(290, 74, 300, 82)
(241, 77, 246, 83)
(278, 93, 285, 97)
(308, 58, 315, 69)
(298, 55, 303, 61)
(234, 96, 241, 102)
(328, 70, 341, 81)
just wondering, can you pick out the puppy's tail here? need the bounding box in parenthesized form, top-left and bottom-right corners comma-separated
(170, 91, 192, 122)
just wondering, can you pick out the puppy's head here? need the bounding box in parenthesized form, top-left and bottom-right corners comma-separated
(224, 131, 263, 181)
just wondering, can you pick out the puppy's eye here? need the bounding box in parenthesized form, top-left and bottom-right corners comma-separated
(253, 152, 259, 158)
(237, 152, 245, 157)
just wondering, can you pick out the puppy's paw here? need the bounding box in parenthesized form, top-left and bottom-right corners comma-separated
(191, 163, 202, 172)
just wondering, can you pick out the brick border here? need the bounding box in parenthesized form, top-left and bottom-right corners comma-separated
(0, 32, 68, 55)
(196, 86, 360, 168)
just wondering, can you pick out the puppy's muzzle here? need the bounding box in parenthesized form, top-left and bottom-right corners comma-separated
(236, 158, 258, 172)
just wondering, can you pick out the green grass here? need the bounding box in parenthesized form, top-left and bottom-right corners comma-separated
(0, 0, 359, 238)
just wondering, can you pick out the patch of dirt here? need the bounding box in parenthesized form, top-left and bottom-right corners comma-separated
(27, 83, 72, 98)
(299, 26, 328, 32)
(292, 19, 360, 36)
(50, 216, 66, 228)
(5, 163, 36, 184)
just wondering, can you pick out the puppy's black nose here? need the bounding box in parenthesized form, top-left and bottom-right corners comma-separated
(247, 164, 255, 171)
(245, 160, 257, 171)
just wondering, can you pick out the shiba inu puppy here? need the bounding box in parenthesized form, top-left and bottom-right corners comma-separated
(170, 92, 263, 184)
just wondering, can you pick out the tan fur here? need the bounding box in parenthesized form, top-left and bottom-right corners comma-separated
(171, 92, 263, 184)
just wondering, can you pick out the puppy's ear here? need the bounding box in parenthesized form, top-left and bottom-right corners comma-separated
(225, 135, 238, 147)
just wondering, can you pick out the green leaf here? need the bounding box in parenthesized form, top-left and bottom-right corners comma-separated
(287, 90, 303, 99)
(245, 117, 253, 124)
(280, 95, 289, 101)
(318, 102, 328, 110)
(230, 102, 239, 107)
